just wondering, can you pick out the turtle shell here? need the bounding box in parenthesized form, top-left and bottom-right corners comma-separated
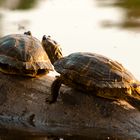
(54, 52, 137, 89)
(0, 34, 53, 76)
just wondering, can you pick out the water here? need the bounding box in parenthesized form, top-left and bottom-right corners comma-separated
(0, 0, 140, 80)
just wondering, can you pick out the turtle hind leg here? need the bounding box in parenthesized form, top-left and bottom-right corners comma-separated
(46, 76, 62, 104)
(126, 95, 140, 111)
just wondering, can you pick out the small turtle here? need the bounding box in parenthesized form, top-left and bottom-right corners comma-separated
(42, 35, 63, 64)
(0, 31, 53, 77)
(47, 52, 140, 110)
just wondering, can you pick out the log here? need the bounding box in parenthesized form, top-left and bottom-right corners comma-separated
(0, 71, 140, 139)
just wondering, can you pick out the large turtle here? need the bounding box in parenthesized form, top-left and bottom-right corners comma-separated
(0, 31, 53, 77)
(45, 50, 140, 110)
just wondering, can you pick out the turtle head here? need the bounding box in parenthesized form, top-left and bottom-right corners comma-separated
(42, 35, 63, 65)
(24, 31, 32, 36)
(42, 35, 57, 47)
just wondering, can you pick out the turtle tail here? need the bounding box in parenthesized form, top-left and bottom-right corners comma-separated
(46, 76, 62, 104)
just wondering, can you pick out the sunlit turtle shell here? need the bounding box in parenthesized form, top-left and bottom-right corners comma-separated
(47, 52, 140, 111)
(54, 52, 136, 89)
(0, 33, 53, 77)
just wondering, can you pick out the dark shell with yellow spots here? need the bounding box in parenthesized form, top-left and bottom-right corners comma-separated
(0, 34, 53, 77)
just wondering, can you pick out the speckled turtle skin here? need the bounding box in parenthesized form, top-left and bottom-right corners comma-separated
(42, 35, 63, 64)
(48, 52, 140, 111)
(0, 33, 53, 77)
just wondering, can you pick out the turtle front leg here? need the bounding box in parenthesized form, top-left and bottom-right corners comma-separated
(46, 76, 62, 104)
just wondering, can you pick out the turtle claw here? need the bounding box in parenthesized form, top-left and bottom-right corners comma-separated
(45, 97, 52, 104)
(46, 97, 56, 104)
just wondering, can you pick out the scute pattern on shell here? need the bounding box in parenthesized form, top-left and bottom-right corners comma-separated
(54, 52, 137, 89)
(0, 34, 53, 70)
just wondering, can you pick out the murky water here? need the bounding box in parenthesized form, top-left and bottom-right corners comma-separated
(1, 0, 140, 80)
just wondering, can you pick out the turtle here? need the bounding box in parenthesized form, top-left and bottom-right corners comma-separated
(0, 31, 53, 77)
(46, 52, 140, 110)
(42, 35, 63, 64)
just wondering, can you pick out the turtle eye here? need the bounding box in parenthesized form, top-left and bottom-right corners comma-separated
(54, 40, 57, 45)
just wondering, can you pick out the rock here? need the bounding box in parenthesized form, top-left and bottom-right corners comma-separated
(0, 72, 140, 139)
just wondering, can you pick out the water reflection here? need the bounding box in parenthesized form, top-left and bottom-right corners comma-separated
(0, 0, 37, 10)
(97, 0, 140, 30)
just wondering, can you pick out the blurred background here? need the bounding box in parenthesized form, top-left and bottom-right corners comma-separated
(0, 0, 140, 79)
